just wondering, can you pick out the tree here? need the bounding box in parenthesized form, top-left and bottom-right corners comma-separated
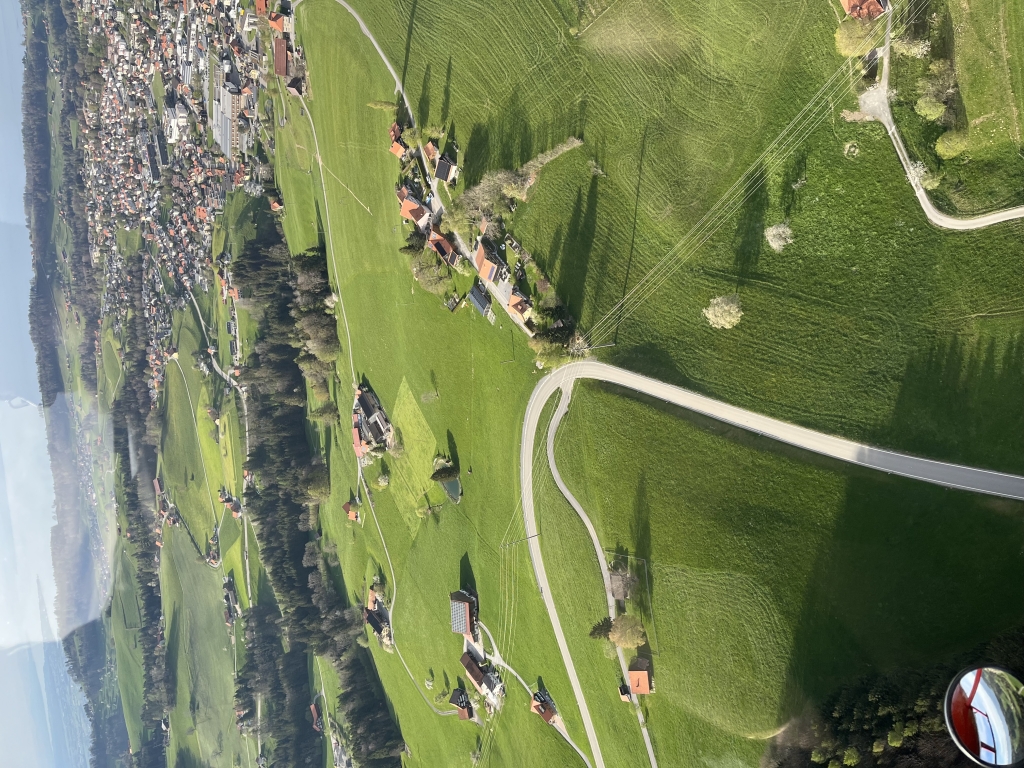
(608, 614, 646, 649)
(834, 19, 879, 58)
(936, 130, 969, 159)
(589, 617, 612, 640)
(430, 464, 460, 482)
(703, 294, 743, 329)
(914, 95, 946, 122)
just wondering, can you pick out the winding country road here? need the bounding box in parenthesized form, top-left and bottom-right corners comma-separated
(867, 4, 1024, 230)
(521, 360, 1024, 768)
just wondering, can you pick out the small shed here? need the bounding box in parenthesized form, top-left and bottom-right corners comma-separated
(629, 658, 652, 695)
(468, 284, 491, 318)
(344, 501, 358, 521)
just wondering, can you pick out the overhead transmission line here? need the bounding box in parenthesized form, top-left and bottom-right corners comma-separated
(583, 2, 918, 348)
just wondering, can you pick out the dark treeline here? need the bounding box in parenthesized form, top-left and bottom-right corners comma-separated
(111, 398, 169, 768)
(766, 625, 1024, 768)
(61, 619, 130, 766)
(233, 215, 404, 766)
(22, 0, 62, 406)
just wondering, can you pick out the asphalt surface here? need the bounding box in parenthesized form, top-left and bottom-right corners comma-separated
(546, 393, 659, 768)
(521, 360, 1024, 767)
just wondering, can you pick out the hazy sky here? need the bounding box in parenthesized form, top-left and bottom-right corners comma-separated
(0, 0, 91, 763)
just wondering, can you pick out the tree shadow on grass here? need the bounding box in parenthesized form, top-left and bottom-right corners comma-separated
(780, 148, 807, 219)
(770, 331, 1024, 761)
(460, 552, 476, 595)
(630, 472, 653, 628)
(461, 91, 586, 186)
(440, 56, 452, 126)
(733, 163, 768, 288)
(417, 63, 432, 127)
(174, 747, 205, 768)
(878, 333, 1024, 474)
(165, 608, 180, 710)
(399, 0, 417, 91)
(545, 175, 599, 321)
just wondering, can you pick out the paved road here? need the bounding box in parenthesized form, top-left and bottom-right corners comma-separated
(521, 380, 607, 768)
(865, 6, 1024, 231)
(478, 622, 594, 768)
(546, 393, 658, 768)
(521, 360, 1024, 768)
(528, 361, 1024, 500)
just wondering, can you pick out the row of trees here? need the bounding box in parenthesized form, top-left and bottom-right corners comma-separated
(232, 212, 404, 765)
(110, 399, 170, 768)
(765, 625, 1024, 768)
(22, 0, 63, 407)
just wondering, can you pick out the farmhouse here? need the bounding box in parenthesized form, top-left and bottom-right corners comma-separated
(628, 658, 652, 695)
(428, 226, 458, 267)
(344, 501, 358, 521)
(474, 238, 508, 283)
(449, 688, 472, 720)
(396, 186, 430, 229)
(364, 605, 391, 643)
(507, 291, 533, 324)
(530, 692, 556, 724)
(352, 384, 394, 460)
(273, 37, 288, 77)
(841, 0, 886, 19)
(435, 155, 458, 184)
(449, 590, 478, 637)
(460, 651, 486, 689)
(460, 651, 503, 706)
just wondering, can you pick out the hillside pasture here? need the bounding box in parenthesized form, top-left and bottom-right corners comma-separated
(162, 527, 254, 768)
(550, 381, 1024, 766)
(341, 0, 1024, 474)
(281, 3, 602, 763)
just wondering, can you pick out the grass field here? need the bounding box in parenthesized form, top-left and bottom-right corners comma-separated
(111, 545, 145, 751)
(157, 284, 267, 762)
(277, 0, 1024, 765)
(887, 0, 1024, 213)
(162, 526, 255, 768)
(335, 0, 1024, 476)
(948, 0, 1023, 157)
(549, 381, 1024, 766)
(274, 4, 607, 763)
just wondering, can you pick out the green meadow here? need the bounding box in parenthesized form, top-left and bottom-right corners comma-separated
(273, 0, 1024, 765)
(277, 2, 601, 763)
(549, 381, 1024, 766)
(336, 0, 1024, 473)
(887, 0, 1024, 214)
